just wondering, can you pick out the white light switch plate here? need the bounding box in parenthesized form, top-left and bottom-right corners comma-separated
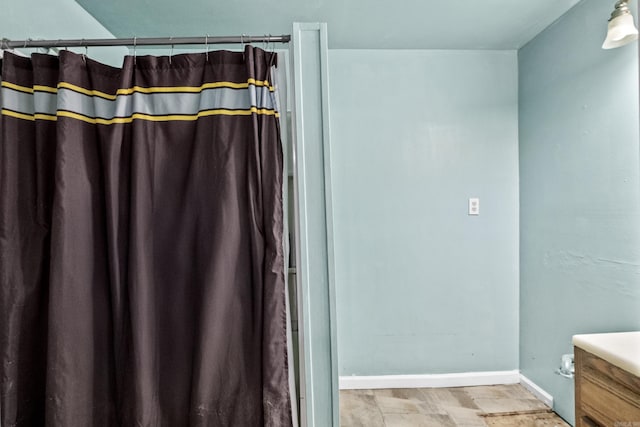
(469, 198, 479, 215)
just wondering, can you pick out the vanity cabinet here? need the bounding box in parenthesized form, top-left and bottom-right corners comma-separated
(573, 332, 640, 427)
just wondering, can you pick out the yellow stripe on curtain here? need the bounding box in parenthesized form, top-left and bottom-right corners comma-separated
(57, 78, 275, 101)
(56, 106, 278, 125)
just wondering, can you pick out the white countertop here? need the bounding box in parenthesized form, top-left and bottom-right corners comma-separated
(573, 331, 640, 377)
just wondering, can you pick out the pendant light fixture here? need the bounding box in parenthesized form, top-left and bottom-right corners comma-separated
(603, 0, 639, 49)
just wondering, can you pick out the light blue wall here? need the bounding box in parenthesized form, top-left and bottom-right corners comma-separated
(0, 0, 127, 66)
(329, 50, 520, 376)
(519, 0, 640, 424)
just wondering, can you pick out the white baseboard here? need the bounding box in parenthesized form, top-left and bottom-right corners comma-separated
(339, 370, 520, 390)
(519, 374, 553, 408)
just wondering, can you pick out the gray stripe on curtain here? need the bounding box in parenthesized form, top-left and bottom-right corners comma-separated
(1, 85, 277, 119)
(56, 86, 276, 119)
(34, 91, 57, 115)
(1, 89, 57, 116)
(1, 88, 35, 114)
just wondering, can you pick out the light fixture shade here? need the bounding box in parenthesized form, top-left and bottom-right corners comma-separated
(603, 11, 639, 49)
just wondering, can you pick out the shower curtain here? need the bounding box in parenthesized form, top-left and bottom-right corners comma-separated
(0, 47, 291, 426)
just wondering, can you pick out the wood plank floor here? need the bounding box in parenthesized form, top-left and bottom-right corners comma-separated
(340, 384, 571, 427)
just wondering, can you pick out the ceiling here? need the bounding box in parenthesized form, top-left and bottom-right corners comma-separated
(75, 0, 584, 50)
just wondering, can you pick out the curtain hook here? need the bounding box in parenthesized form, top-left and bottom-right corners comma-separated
(81, 39, 87, 63)
(205, 34, 209, 62)
(169, 37, 173, 65)
(240, 33, 246, 62)
(23, 38, 36, 54)
(133, 36, 137, 66)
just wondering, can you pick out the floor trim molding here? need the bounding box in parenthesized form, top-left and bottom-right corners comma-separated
(339, 370, 521, 390)
(519, 373, 554, 408)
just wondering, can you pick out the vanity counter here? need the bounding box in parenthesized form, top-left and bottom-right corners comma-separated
(572, 331, 640, 427)
(573, 331, 640, 377)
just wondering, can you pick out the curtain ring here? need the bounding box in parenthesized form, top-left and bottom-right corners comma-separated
(205, 34, 209, 62)
(22, 38, 38, 53)
(240, 33, 246, 61)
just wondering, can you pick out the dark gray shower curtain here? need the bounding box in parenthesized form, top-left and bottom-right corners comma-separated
(0, 47, 291, 426)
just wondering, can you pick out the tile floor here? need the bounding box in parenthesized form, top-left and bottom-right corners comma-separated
(340, 384, 570, 427)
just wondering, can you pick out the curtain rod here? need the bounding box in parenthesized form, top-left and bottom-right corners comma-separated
(1, 35, 291, 50)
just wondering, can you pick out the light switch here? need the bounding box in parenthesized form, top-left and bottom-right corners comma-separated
(469, 198, 479, 215)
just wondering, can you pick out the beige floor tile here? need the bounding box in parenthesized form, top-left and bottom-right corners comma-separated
(483, 412, 571, 427)
(462, 384, 549, 415)
(383, 413, 457, 427)
(495, 384, 543, 400)
(463, 384, 536, 401)
(341, 389, 375, 396)
(340, 385, 560, 426)
(444, 406, 487, 426)
(340, 391, 385, 427)
(373, 395, 428, 414)
(449, 388, 481, 410)
(497, 384, 537, 399)
(374, 388, 430, 401)
(473, 398, 549, 414)
(374, 389, 441, 414)
(462, 385, 511, 400)
(418, 388, 464, 413)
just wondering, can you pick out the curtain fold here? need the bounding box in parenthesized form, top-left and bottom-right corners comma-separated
(0, 47, 291, 427)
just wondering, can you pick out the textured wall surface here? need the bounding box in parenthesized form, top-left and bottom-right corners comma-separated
(0, 0, 127, 65)
(519, 0, 640, 423)
(329, 49, 520, 376)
